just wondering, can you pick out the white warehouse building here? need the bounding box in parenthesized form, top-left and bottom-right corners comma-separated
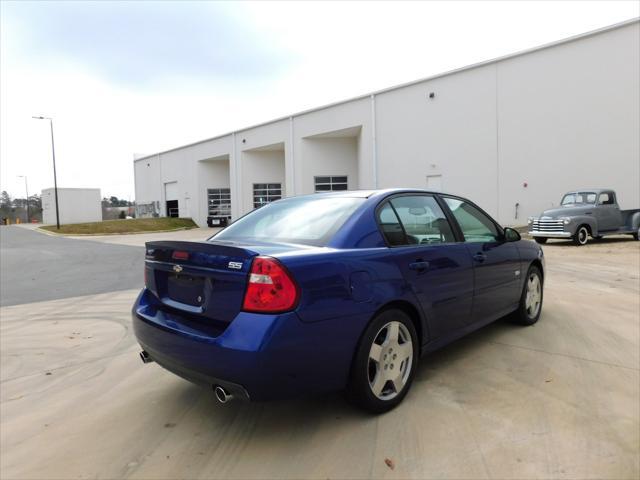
(134, 19, 639, 227)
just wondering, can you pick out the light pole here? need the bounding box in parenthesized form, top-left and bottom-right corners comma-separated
(32, 116, 60, 229)
(17, 175, 29, 223)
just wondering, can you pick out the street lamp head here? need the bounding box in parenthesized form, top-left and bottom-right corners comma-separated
(32, 115, 51, 120)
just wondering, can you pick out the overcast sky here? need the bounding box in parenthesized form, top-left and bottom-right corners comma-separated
(1, 1, 638, 200)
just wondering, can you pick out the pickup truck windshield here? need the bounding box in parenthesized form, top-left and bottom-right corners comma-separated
(211, 196, 365, 246)
(561, 192, 596, 206)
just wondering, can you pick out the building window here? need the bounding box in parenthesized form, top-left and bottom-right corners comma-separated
(207, 188, 231, 217)
(314, 176, 348, 192)
(253, 183, 282, 208)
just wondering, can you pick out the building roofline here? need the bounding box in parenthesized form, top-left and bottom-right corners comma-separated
(134, 17, 639, 163)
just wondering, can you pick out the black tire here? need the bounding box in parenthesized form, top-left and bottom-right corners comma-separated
(533, 237, 547, 244)
(511, 265, 544, 326)
(346, 309, 419, 414)
(633, 228, 639, 241)
(572, 225, 589, 246)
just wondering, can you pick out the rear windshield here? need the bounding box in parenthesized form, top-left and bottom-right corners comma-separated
(211, 196, 365, 246)
(561, 192, 596, 205)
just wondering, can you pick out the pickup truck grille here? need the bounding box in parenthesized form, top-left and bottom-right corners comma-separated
(531, 219, 565, 232)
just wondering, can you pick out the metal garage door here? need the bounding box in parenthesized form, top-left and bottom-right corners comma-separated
(164, 182, 179, 201)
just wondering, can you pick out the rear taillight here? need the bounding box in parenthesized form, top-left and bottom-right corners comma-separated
(242, 256, 299, 313)
(172, 250, 189, 261)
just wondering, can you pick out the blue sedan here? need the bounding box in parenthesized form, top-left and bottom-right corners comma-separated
(133, 189, 544, 412)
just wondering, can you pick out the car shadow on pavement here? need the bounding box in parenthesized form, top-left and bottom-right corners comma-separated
(154, 315, 521, 425)
(541, 236, 635, 247)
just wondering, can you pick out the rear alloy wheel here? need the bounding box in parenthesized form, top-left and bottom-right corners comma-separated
(511, 265, 543, 325)
(573, 226, 589, 246)
(347, 309, 418, 413)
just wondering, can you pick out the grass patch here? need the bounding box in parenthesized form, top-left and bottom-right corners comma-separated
(40, 217, 198, 235)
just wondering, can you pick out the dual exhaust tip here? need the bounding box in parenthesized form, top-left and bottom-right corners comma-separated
(139, 351, 234, 403)
(214, 385, 234, 403)
(139, 350, 154, 364)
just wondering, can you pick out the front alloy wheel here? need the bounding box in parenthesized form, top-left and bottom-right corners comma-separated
(511, 265, 543, 325)
(347, 309, 418, 413)
(573, 226, 589, 246)
(524, 273, 542, 319)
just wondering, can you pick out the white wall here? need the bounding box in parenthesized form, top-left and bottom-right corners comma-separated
(293, 98, 372, 191)
(241, 148, 285, 213)
(134, 156, 162, 205)
(300, 135, 359, 193)
(375, 63, 499, 217)
(496, 21, 640, 222)
(42, 188, 102, 225)
(133, 20, 640, 227)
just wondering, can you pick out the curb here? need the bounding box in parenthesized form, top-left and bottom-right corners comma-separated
(36, 226, 197, 237)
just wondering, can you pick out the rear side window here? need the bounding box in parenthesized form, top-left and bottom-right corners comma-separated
(377, 195, 455, 246)
(443, 197, 500, 243)
(378, 203, 405, 246)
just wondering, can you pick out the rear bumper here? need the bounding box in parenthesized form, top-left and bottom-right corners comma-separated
(529, 230, 572, 238)
(132, 289, 368, 401)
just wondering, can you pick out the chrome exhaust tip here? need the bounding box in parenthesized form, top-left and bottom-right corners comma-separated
(214, 385, 233, 403)
(139, 351, 154, 364)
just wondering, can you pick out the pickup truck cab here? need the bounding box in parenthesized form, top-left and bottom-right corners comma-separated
(528, 189, 640, 245)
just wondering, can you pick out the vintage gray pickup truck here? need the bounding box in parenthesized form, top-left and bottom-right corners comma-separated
(528, 189, 640, 245)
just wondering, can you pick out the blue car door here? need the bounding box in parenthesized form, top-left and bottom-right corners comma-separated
(442, 197, 521, 323)
(377, 195, 474, 340)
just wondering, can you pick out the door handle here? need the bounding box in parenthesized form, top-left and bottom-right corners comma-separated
(409, 261, 430, 271)
(473, 253, 487, 263)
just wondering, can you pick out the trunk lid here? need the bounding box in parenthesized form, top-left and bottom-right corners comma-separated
(144, 240, 259, 323)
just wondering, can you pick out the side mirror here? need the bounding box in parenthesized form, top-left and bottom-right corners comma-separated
(504, 227, 521, 242)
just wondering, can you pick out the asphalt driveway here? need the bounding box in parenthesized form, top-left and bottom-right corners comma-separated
(0, 226, 144, 306)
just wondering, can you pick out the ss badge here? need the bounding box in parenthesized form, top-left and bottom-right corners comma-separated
(228, 261, 243, 270)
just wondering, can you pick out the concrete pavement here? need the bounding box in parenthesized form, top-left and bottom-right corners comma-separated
(0, 234, 638, 479)
(0, 226, 144, 306)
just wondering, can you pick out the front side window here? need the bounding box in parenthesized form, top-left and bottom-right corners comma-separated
(444, 197, 500, 243)
(377, 195, 455, 246)
(561, 192, 596, 205)
(253, 183, 282, 208)
(314, 176, 348, 192)
(213, 196, 363, 247)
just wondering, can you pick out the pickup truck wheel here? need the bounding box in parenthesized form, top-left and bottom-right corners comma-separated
(633, 228, 639, 241)
(511, 265, 543, 326)
(533, 237, 547, 244)
(573, 226, 589, 246)
(347, 309, 418, 413)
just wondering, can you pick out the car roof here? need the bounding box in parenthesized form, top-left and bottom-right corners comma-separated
(564, 188, 614, 194)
